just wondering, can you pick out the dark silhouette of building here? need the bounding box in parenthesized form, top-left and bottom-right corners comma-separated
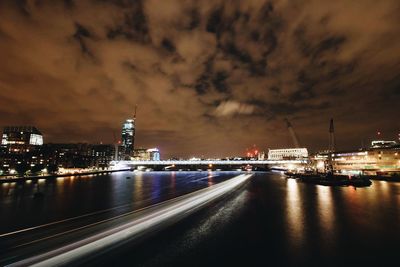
(89, 144, 115, 169)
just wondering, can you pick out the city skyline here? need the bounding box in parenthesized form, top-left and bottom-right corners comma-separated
(0, 1, 399, 158)
(1, 2, 400, 266)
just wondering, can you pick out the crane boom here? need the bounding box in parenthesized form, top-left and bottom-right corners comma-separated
(284, 118, 300, 148)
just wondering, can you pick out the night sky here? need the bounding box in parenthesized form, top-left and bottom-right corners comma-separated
(0, 0, 399, 158)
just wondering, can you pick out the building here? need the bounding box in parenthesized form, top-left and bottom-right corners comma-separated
(0, 125, 119, 175)
(39, 143, 117, 170)
(121, 119, 135, 158)
(330, 141, 400, 176)
(310, 152, 330, 173)
(133, 148, 161, 161)
(370, 140, 397, 149)
(89, 144, 115, 169)
(146, 148, 160, 161)
(133, 148, 147, 160)
(113, 144, 125, 161)
(268, 148, 308, 160)
(42, 143, 91, 169)
(257, 151, 266, 160)
(1, 126, 43, 153)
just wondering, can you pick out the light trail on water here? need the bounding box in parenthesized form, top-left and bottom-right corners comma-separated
(8, 173, 252, 267)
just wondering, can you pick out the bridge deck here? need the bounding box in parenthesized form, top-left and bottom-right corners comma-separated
(110, 159, 307, 166)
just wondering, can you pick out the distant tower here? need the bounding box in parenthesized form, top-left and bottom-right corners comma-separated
(121, 105, 137, 158)
(329, 118, 336, 152)
(285, 118, 300, 148)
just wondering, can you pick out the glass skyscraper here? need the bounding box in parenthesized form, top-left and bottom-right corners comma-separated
(121, 119, 135, 157)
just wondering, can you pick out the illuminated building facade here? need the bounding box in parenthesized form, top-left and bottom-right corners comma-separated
(268, 148, 308, 160)
(371, 140, 397, 148)
(121, 119, 135, 158)
(313, 141, 400, 176)
(1, 126, 43, 153)
(133, 148, 161, 161)
(147, 148, 160, 161)
(332, 145, 400, 176)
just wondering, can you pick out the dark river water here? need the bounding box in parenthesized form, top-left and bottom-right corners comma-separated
(1, 171, 400, 266)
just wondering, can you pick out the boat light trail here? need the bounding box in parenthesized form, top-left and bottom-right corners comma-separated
(9, 173, 252, 267)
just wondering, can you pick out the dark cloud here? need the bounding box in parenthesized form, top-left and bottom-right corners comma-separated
(73, 23, 93, 56)
(161, 38, 175, 53)
(0, 0, 400, 157)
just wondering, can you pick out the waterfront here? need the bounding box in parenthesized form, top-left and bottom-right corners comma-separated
(1, 171, 400, 266)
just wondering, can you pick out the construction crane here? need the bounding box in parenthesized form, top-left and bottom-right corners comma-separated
(329, 118, 336, 152)
(284, 118, 300, 148)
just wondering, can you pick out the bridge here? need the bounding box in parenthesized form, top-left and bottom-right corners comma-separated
(110, 159, 307, 171)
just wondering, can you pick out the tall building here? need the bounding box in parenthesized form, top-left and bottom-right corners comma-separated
(121, 106, 138, 158)
(121, 119, 135, 157)
(1, 126, 43, 153)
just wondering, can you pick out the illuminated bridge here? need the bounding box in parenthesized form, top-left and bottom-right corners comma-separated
(110, 159, 307, 171)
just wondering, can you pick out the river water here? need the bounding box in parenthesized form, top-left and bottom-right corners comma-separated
(1, 171, 400, 266)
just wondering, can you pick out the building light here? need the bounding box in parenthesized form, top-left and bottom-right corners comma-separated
(317, 161, 325, 169)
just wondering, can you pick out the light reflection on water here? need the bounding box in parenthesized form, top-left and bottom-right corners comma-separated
(316, 185, 335, 245)
(151, 174, 162, 200)
(375, 180, 390, 203)
(208, 171, 214, 186)
(133, 172, 143, 205)
(286, 179, 304, 250)
(170, 172, 176, 193)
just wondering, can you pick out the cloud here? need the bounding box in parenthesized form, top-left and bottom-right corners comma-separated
(0, 0, 399, 157)
(214, 101, 255, 117)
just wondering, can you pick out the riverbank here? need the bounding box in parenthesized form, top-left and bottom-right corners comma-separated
(367, 175, 400, 182)
(0, 169, 132, 183)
